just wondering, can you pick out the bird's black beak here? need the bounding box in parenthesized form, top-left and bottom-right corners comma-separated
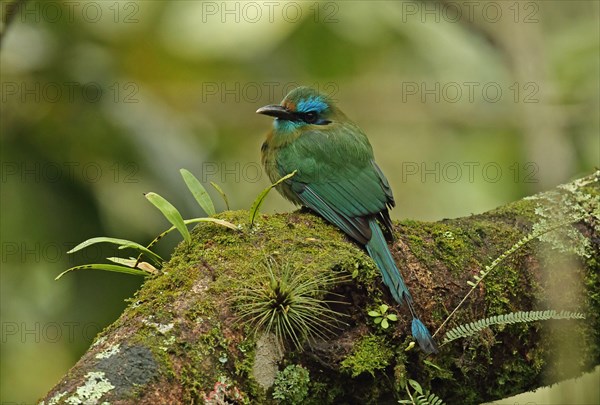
(256, 104, 294, 120)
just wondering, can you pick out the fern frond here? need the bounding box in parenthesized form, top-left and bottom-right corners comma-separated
(434, 214, 585, 338)
(415, 392, 445, 405)
(442, 310, 585, 344)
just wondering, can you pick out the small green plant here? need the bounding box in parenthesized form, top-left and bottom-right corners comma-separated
(272, 364, 310, 404)
(398, 379, 445, 405)
(249, 170, 296, 227)
(442, 310, 585, 345)
(368, 304, 398, 329)
(209, 181, 230, 210)
(235, 258, 347, 350)
(56, 169, 237, 280)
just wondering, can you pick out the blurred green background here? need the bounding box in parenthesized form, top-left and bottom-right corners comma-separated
(1, 1, 598, 403)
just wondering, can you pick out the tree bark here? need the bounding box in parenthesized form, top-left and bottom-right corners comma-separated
(42, 171, 600, 404)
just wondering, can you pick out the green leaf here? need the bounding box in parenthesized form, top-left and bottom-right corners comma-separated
(408, 379, 423, 395)
(68, 237, 140, 254)
(117, 244, 164, 266)
(249, 170, 297, 227)
(368, 310, 381, 317)
(180, 169, 216, 216)
(381, 318, 389, 329)
(55, 264, 149, 280)
(379, 304, 389, 314)
(374, 317, 383, 324)
(387, 313, 398, 321)
(210, 181, 230, 211)
(423, 359, 444, 371)
(145, 192, 191, 243)
(67, 237, 163, 265)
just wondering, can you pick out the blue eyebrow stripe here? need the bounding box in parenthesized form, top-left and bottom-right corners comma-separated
(297, 96, 328, 113)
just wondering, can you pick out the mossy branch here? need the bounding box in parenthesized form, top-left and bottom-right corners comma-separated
(42, 172, 600, 404)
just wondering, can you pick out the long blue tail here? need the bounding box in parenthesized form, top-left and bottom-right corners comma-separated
(365, 219, 438, 354)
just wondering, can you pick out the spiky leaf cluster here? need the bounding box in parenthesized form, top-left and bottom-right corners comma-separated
(235, 259, 347, 350)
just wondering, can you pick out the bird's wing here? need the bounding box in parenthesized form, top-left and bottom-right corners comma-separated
(277, 127, 394, 244)
(372, 160, 395, 208)
(291, 182, 371, 244)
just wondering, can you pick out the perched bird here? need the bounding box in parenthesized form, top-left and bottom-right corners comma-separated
(257, 86, 437, 354)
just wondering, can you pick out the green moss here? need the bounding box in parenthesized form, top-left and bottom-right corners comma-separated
(340, 334, 394, 377)
(272, 364, 310, 404)
(486, 197, 538, 224)
(583, 254, 600, 370)
(431, 226, 474, 273)
(483, 258, 527, 315)
(400, 221, 484, 278)
(306, 380, 344, 405)
(234, 337, 257, 377)
(117, 210, 372, 401)
(341, 252, 381, 299)
(585, 257, 600, 318)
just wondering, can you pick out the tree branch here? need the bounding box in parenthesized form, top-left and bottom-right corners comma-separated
(42, 171, 600, 404)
